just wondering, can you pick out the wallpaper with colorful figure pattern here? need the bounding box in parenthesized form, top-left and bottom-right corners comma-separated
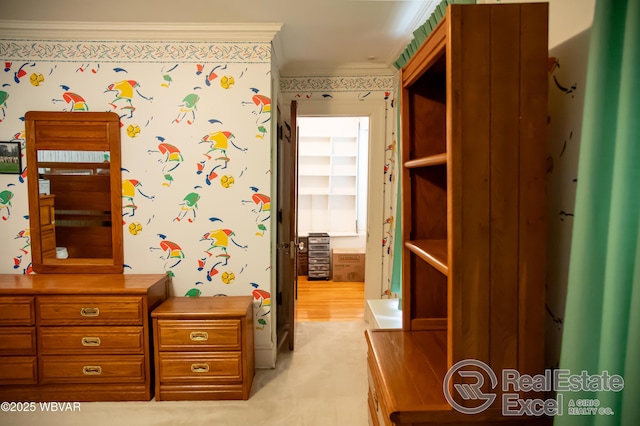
(0, 39, 274, 352)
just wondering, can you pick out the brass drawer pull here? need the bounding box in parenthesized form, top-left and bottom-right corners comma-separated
(190, 331, 209, 341)
(80, 307, 100, 317)
(81, 337, 101, 346)
(191, 363, 210, 373)
(83, 366, 102, 375)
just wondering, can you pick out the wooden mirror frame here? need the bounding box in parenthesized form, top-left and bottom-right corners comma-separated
(25, 111, 123, 273)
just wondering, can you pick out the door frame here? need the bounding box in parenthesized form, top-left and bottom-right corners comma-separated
(296, 99, 386, 301)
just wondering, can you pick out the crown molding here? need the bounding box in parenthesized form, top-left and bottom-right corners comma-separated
(281, 62, 396, 78)
(0, 20, 282, 42)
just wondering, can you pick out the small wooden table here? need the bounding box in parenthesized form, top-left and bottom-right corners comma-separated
(151, 296, 254, 401)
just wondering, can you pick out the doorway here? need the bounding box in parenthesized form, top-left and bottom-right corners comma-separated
(295, 100, 386, 307)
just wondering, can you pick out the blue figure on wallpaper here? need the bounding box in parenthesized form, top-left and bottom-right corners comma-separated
(197, 131, 246, 185)
(150, 234, 184, 276)
(122, 178, 154, 218)
(11, 62, 34, 84)
(147, 137, 183, 187)
(0, 90, 8, 122)
(173, 93, 200, 124)
(196, 64, 226, 87)
(242, 89, 271, 138)
(174, 191, 200, 223)
(198, 222, 247, 282)
(106, 80, 153, 120)
(242, 187, 270, 236)
(0, 190, 14, 221)
(53, 86, 89, 111)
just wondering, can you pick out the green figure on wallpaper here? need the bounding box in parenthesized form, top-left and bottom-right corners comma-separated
(173, 92, 200, 124)
(0, 190, 13, 221)
(174, 191, 200, 223)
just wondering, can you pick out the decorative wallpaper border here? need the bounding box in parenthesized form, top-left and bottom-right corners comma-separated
(0, 40, 271, 63)
(280, 75, 395, 93)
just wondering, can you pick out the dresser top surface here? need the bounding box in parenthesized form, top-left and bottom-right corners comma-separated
(366, 329, 450, 411)
(152, 296, 253, 318)
(0, 274, 169, 294)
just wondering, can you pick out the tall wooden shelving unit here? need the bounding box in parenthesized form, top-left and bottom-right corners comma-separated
(366, 3, 549, 425)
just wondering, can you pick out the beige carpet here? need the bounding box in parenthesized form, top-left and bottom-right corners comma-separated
(1, 321, 369, 426)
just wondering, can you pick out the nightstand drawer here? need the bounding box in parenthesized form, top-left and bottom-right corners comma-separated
(0, 327, 36, 355)
(39, 326, 144, 354)
(158, 352, 242, 383)
(40, 355, 145, 384)
(0, 356, 37, 385)
(156, 320, 241, 351)
(0, 297, 34, 326)
(38, 296, 143, 325)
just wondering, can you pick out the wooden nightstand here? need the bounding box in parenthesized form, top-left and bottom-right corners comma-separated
(151, 296, 254, 401)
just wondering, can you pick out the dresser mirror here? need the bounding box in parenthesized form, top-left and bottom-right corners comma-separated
(25, 111, 123, 273)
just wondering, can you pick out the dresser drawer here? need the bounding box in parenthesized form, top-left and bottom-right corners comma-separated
(40, 355, 145, 384)
(158, 352, 242, 383)
(0, 356, 37, 385)
(0, 327, 36, 355)
(38, 296, 144, 325)
(39, 326, 144, 354)
(0, 297, 34, 326)
(367, 353, 391, 426)
(157, 320, 241, 351)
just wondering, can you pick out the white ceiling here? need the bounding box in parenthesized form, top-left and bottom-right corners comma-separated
(0, 0, 439, 75)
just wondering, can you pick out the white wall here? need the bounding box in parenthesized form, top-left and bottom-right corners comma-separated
(477, 0, 595, 49)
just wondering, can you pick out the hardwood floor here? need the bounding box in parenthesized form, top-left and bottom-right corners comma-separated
(296, 275, 365, 322)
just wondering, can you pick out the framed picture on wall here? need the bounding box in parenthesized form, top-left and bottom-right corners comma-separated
(0, 141, 22, 174)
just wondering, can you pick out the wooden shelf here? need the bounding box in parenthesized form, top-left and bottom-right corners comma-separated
(410, 317, 447, 331)
(405, 239, 448, 275)
(368, 3, 549, 425)
(404, 153, 447, 168)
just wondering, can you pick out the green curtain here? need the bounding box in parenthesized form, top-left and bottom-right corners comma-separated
(556, 0, 640, 425)
(389, 90, 403, 298)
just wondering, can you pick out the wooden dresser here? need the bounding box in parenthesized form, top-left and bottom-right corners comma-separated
(152, 296, 254, 401)
(0, 274, 169, 401)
